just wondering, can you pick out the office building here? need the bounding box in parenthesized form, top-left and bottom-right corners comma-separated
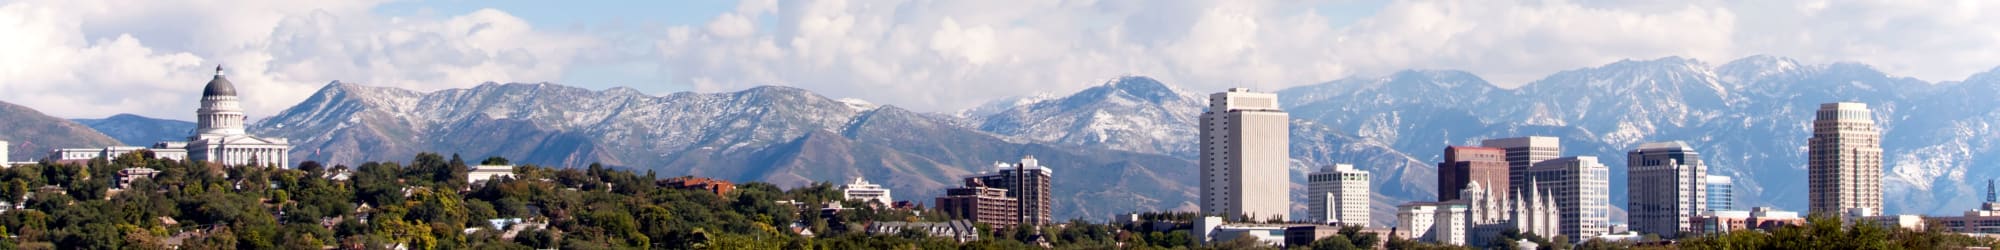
(466, 165, 516, 185)
(1192, 216, 1289, 246)
(663, 176, 736, 196)
(1397, 201, 1479, 246)
(970, 156, 1054, 226)
(841, 177, 895, 205)
(1397, 203, 1439, 243)
(936, 178, 1020, 229)
(1307, 164, 1370, 225)
(1523, 156, 1611, 238)
(1439, 146, 1508, 201)
(1200, 88, 1291, 221)
(1688, 207, 1804, 235)
(867, 220, 980, 243)
(1626, 141, 1708, 238)
(1707, 175, 1733, 212)
(1808, 102, 1883, 215)
(1482, 136, 1561, 195)
(1932, 181, 2000, 234)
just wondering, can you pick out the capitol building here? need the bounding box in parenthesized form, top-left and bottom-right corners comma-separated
(51, 66, 292, 168)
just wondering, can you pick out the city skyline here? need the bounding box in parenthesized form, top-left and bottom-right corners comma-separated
(2, 1, 1997, 248)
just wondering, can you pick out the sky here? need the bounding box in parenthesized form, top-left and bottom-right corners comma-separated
(3, 0, 2000, 121)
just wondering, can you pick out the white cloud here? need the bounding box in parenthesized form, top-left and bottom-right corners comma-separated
(648, 0, 1743, 112)
(651, 0, 2000, 113)
(6, 0, 2000, 121)
(0, 0, 596, 120)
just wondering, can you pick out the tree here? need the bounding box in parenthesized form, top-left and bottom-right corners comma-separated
(1309, 234, 1359, 250)
(0, 179, 26, 204)
(1205, 232, 1276, 249)
(481, 157, 511, 166)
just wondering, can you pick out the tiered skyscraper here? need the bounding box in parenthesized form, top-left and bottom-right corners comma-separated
(1438, 146, 1508, 201)
(1808, 102, 1883, 215)
(1308, 164, 1370, 225)
(1483, 136, 1561, 195)
(1626, 141, 1707, 238)
(1200, 88, 1290, 221)
(1523, 156, 1610, 238)
(972, 156, 1054, 227)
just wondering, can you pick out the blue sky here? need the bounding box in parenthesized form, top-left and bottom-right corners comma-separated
(4, 0, 1999, 120)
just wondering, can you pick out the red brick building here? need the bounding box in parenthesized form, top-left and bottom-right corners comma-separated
(1438, 146, 1508, 201)
(936, 178, 1020, 229)
(663, 176, 736, 196)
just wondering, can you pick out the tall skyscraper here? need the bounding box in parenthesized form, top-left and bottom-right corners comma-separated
(1483, 136, 1562, 195)
(1626, 141, 1707, 238)
(1438, 146, 1508, 201)
(1706, 175, 1733, 212)
(1808, 102, 1883, 215)
(972, 156, 1054, 227)
(1524, 156, 1610, 238)
(1200, 88, 1291, 221)
(0, 140, 9, 164)
(1308, 164, 1371, 226)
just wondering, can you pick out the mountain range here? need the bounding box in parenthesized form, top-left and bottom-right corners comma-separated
(72, 114, 196, 146)
(16, 55, 2000, 224)
(0, 101, 122, 161)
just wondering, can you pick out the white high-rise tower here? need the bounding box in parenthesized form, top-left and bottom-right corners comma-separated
(1308, 164, 1371, 225)
(1200, 88, 1290, 221)
(1524, 156, 1610, 238)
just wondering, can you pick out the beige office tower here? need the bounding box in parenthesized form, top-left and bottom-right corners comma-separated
(1808, 102, 1883, 216)
(1308, 164, 1371, 226)
(1200, 88, 1291, 221)
(1, 140, 9, 164)
(1483, 136, 1561, 195)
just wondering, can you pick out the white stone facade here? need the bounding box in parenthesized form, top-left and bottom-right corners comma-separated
(1524, 156, 1610, 238)
(1308, 164, 1370, 226)
(51, 66, 291, 168)
(1459, 181, 1560, 246)
(841, 177, 894, 205)
(468, 165, 517, 184)
(1199, 88, 1290, 221)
